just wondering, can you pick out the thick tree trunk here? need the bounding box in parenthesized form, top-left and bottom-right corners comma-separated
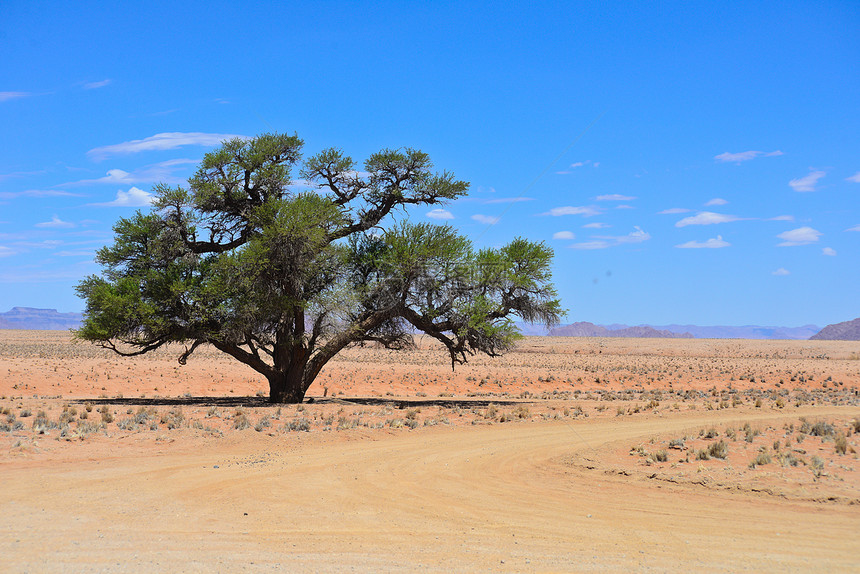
(267, 371, 307, 403)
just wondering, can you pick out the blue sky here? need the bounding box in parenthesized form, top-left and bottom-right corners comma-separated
(1, 1, 857, 326)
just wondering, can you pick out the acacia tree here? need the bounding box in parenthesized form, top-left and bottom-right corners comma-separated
(76, 133, 562, 403)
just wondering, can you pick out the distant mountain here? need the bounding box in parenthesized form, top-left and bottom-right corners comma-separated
(0, 307, 83, 330)
(651, 324, 821, 340)
(522, 321, 821, 340)
(548, 322, 693, 339)
(810, 317, 860, 341)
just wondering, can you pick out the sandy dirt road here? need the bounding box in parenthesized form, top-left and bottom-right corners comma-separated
(2, 406, 858, 573)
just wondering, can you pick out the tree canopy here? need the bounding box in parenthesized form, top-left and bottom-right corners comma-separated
(76, 133, 563, 402)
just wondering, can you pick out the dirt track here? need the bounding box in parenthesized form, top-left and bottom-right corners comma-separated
(3, 406, 857, 572)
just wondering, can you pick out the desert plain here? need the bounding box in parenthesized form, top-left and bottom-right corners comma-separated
(1, 329, 859, 572)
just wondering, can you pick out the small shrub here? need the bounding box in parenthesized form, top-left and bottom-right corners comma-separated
(708, 440, 728, 459)
(810, 455, 825, 477)
(484, 404, 498, 419)
(749, 449, 772, 469)
(696, 449, 710, 461)
(512, 405, 531, 419)
(117, 418, 137, 431)
(668, 438, 685, 449)
(99, 406, 114, 424)
(233, 414, 251, 430)
(809, 421, 835, 437)
(649, 449, 668, 463)
(835, 435, 848, 455)
(288, 417, 310, 432)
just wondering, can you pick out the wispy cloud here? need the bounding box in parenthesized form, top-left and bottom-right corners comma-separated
(822, 247, 837, 256)
(769, 215, 794, 222)
(35, 215, 74, 229)
(483, 197, 534, 204)
(88, 132, 246, 160)
(675, 235, 730, 249)
(846, 172, 860, 183)
(552, 231, 574, 240)
(83, 79, 111, 90)
(0, 92, 31, 103)
(471, 214, 500, 225)
(90, 187, 154, 207)
(596, 194, 635, 201)
(714, 150, 783, 163)
(0, 246, 14, 257)
(427, 209, 454, 220)
(582, 222, 610, 229)
(705, 198, 727, 206)
(0, 189, 81, 200)
(847, 224, 860, 232)
(658, 208, 690, 215)
(675, 212, 740, 227)
(541, 206, 601, 217)
(789, 170, 826, 192)
(570, 227, 650, 250)
(772, 268, 790, 276)
(65, 158, 197, 186)
(556, 159, 599, 174)
(777, 226, 821, 246)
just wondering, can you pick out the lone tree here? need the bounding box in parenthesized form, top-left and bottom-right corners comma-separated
(76, 133, 562, 403)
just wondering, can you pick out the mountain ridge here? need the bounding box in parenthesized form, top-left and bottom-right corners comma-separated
(810, 317, 860, 341)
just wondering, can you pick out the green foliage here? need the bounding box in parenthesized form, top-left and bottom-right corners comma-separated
(76, 133, 562, 402)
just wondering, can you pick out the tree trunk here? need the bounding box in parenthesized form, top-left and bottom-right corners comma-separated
(267, 371, 307, 403)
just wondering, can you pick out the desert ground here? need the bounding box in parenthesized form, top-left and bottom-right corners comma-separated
(1, 330, 859, 572)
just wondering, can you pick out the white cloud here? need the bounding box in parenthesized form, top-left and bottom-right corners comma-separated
(57, 250, 96, 257)
(595, 194, 635, 201)
(541, 206, 601, 217)
(789, 170, 826, 192)
(88, 132, 246, 160)
(658, 208, 690, 215)
(427, 209, 454, 220)
(582, 222, 610, 229)
(846, 172, 860, 183)
(0, 189, 81, 200)
(613, 227, 650, 244)
(35, 215, 74, 228)
(822, 247, 837, 256)
(769, 215, 794, 222)
(0, 246, 14, 257)
(570, 160, 597, 168)
(675, 211, 740, 227)
(714, 150, 783, 163)
(675, 235, 730, 249)
(569, 240, 611, 250)
(65, 159, 198, 186)
(0, 92, 30, 102)
(571, 227, 651, 250)
(91, 187, 154, 207)
(556, 160, 598, 174)
(847, 224, 860, 232)
(777, 226, 821, 246)
(705, 198, 728, 206)
(616, 204, 634, 210)
(484, 197, 534, 204)
(472, 214, 500, 225)
(83, 79, 111, 90)
(552, 231, 575, 240)
(772, 268, 790, 276)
